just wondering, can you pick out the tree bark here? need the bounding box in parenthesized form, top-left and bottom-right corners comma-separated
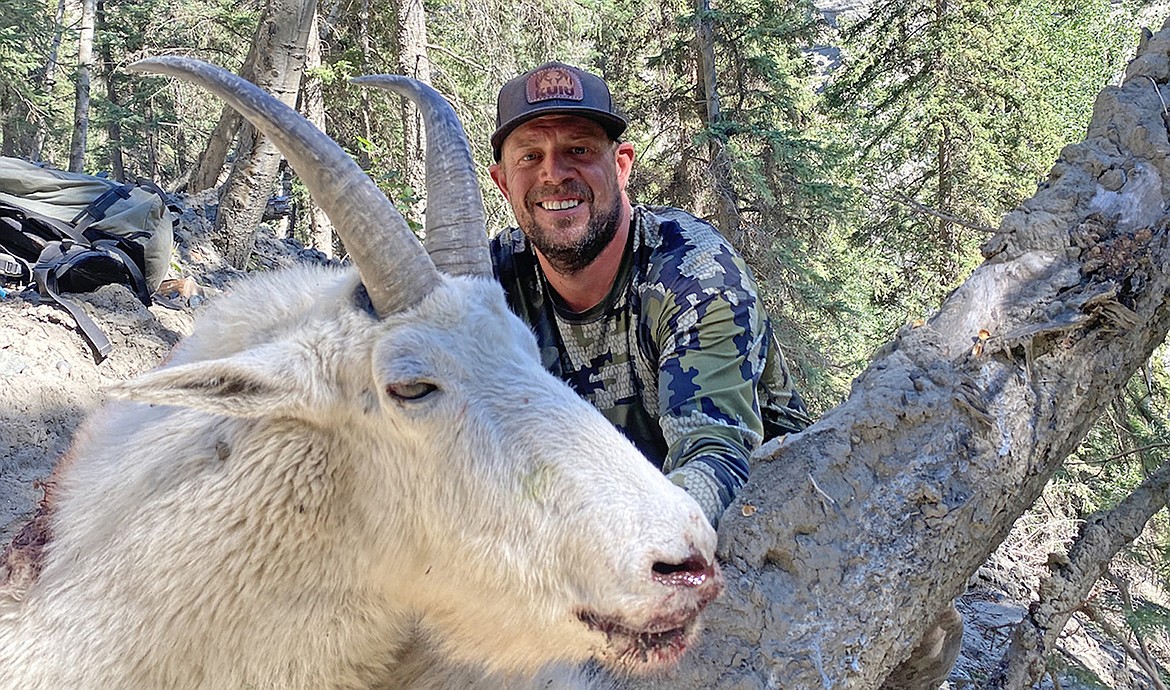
(187, 20, 267, 194)
(393, 0, 430, 230)
(68, 0, 97, 173)
(693, 0, 741, 246)
(96, 0, 123, 182)
(213, 0, 318, 268)
(621, 20, 1170, 690)
(298, 10, 336, 258)
(989, 459, 1170, 689)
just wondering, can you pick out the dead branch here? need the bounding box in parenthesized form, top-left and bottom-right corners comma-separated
(986, 459, 1170, 689)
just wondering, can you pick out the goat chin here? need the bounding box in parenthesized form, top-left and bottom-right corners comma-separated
(385, 637, 616, 690)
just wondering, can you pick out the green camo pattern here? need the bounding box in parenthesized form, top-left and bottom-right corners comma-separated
(491, 205, 811, 525)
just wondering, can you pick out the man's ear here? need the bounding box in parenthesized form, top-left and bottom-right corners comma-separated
(615, 141, 635, 190)
(489, 162, 510, 201)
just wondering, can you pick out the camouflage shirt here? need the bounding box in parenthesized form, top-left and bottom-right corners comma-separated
(490, 205, 811, 525)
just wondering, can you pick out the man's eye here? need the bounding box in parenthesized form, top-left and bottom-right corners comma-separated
(386, 381, 438, 401)
(570, 146, 588, 155)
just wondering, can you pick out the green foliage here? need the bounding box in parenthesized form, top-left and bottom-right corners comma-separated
(353, 135, 422, 236)
(0, 0, 55, 156)
(1127, 600, 1170, 640)
(824, 0, 1139, 341)
(1049, 351, 1170, 677)
(1, 0, 1162, 415)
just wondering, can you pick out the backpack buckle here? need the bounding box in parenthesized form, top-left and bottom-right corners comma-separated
(0, 250, 23, 278)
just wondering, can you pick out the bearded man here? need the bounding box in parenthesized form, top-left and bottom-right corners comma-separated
(488, 61, 811, 527)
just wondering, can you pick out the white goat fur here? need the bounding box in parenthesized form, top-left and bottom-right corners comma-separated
(0, 265, 715, 689)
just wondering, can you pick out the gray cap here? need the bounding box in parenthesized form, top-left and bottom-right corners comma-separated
(491, 61, 627, 161)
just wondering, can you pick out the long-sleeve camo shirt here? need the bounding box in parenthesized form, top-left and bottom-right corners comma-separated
(490, 205, 811, 525)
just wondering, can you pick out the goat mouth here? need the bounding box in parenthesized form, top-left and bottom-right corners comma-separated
(577, 610, 698, 670)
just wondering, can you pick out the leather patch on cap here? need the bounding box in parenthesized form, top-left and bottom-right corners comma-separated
(526, 66, 583, 103)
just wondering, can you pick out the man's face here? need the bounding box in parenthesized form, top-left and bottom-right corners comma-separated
(490, 115, 635, 274)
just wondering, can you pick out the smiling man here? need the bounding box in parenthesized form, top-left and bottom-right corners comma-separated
(488, 61, 812, 527)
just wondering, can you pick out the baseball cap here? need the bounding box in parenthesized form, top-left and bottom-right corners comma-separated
(491, 61, 628, 160)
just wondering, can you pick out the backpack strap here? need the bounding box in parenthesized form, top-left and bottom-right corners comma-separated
(91, 238, 151, 305)
(5, 202, 89, 245)
(33, 243, 113, 360)
(71, 183, 134, 234)
(133, 177, 174, 209)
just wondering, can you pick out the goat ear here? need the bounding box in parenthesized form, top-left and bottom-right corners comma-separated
(108, 353, 302, 418)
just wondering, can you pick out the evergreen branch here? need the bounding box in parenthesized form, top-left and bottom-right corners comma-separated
(989, 459, 1170, 688)
(425, 43, 485, 72)
(1065, 441, 1170, 466)
(863, 187, 997, 234)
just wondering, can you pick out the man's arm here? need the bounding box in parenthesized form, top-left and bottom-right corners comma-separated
(646, 216, 811, 526)
(653, 273, 772, 527)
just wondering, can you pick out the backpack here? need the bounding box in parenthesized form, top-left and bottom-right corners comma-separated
(0, 157, 176, 360)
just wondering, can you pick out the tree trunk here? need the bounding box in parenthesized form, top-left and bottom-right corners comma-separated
(24, 0, 68, 160)
(620, 22, 1170, 690)
(298, 10, 336, 258)
(187, 20, 268, 194)
(933, 0, 958, 285)
(213, 0, 318, 268)
(357, 0, 373, 169)
(393, 0, 430, 230)
(96, 0, 123, 182)
(990, 459, 1170, 689)
(188, 108, 242, 193)
(68, 0, 97, 173)
(693, 0, 740, 246)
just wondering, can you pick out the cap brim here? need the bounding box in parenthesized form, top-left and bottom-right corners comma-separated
(491, 107, 628, 160)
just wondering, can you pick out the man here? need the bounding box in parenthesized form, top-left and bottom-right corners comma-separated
(487, 61, 812, 527)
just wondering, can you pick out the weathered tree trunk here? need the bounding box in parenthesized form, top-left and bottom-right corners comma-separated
(990, 458, 1170, 689)
(393, 0, 430, 229)
(68, 0, 97, 173)
(693, 0, 740, 246)
(188, 109, 241, 193)
(213, 0, 318, 268)
(187, 21, 267, 194)
(96, 0, 123, 181)
(298, 10, 336, 258)
(621, 19, 1170, 690)
(357, 0, 374, 169)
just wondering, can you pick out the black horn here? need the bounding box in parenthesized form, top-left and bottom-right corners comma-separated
(129, 56, 442, 317)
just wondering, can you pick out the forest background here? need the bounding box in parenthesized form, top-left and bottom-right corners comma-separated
(5, 0, 1170, 684)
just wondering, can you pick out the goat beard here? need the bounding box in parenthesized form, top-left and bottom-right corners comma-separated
(520, 181, 621, 276)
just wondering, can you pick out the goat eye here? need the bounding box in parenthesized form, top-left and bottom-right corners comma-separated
(385, 381, 437, 401)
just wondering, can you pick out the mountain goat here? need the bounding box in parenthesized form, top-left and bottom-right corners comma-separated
(0, 58, 722, 689)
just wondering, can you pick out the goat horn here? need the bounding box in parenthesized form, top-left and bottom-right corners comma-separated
(129, 56, 441, 317)
(352, 75, 492, 279)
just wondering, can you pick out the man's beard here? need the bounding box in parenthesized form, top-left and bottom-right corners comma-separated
(521, 182, 621, 275)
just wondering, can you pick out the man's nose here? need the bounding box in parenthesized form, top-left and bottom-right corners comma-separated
(537, 151, 573, 184)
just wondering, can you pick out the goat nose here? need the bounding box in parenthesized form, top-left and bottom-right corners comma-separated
(651, 554, 714, 589)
